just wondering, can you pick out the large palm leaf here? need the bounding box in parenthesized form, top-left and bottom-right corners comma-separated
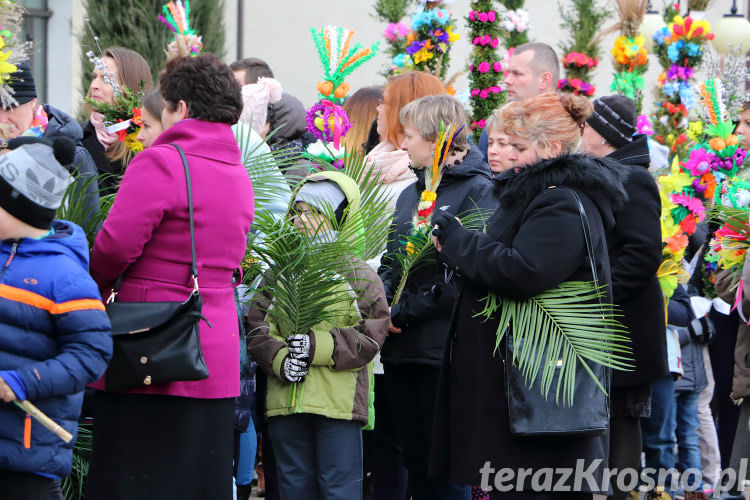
(56, 174, 115, 248)
(234, 121, 301, 212)
(60, 421, 93, 500)
(245, 150, 395, 333)
(476, 281, 633, 407)
(248, 210, 359, 335)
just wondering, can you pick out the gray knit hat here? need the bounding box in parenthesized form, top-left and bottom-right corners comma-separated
(0, 143, 73, 229)
(294, 179, 348, 224)
(586, 95, 637, 148)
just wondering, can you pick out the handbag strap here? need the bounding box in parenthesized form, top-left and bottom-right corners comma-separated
(108, 144, 198, 303)
(557, 186, 600, 291)
(171, 143, 199, 292)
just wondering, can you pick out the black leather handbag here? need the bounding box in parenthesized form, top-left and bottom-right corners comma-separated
(104, 144, 210, 392)
(505, 187, 611, 437)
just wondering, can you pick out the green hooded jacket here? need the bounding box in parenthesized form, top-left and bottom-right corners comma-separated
(246, 171, 389, 426)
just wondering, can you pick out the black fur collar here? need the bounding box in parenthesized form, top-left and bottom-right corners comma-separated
(498, 153, 628, 221)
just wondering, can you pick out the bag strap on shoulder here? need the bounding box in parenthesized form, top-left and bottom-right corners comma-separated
(108, 143, 199, 303)
(557, 186, 599, 287)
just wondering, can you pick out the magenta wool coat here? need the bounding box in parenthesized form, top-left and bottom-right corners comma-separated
(90, 119, 254, 399)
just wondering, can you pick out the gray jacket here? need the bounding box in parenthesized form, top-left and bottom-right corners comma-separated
(670, 286, 708, 392)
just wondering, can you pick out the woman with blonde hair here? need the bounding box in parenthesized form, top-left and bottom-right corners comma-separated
(80, 47, 153, 194)
(342, 86, 383, 157)
(365, 71, 446, 210)
(429, 92, 627, 499)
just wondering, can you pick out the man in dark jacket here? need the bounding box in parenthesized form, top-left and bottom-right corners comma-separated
(583, 95, 669, 500)
(377, 95, 493, 500)
(0, 64, 100, 224)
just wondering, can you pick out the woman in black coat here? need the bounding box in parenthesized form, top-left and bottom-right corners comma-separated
(429, 93, 627, 499)
(377, 95, 493, 500)
(582, 95, 667, 500)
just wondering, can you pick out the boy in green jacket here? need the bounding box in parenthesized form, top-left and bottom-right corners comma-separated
(246, 171, 389, 500)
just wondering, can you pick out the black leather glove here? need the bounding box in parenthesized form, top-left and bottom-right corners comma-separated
(431, 210, 461, 243)
(688, 316, 716, 344)
(286, 333, 311, 359)
(280, 354, 309, 383)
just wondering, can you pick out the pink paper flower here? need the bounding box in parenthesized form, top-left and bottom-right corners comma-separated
(478, 12, 488, 22)
(493, 62, 502, 72)
(478, 62, 490, 73)
(488, 11, 496, 22)
(471, 89, 480, 96)
(480, 89, 489, 99)
(490, 38, 499, 48)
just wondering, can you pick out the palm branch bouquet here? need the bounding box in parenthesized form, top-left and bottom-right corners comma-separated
(304, 25, 379, 171)
(605, 0, 650, 113)
(245, 155, 393, 335)
(391, 122, 455, 305)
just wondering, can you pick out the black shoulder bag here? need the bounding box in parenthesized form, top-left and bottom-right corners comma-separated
(505, 187, 611, 437)
(104, 144, 210, 392)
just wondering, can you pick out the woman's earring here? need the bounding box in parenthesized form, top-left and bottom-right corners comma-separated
(601, 140, 606, 145)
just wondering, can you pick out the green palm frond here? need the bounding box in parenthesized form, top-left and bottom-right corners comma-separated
(248, 211, 357, 335)
(476, 281, 633, 407)
(234, 122, 302, 211)
(246, 148, 396, 333)
(61, 421, 93, 500)
(56, 174, 115, 248)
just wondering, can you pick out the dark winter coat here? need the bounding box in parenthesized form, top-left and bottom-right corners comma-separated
(607, 135, 669, 388)
(80, 118, 124, 196)
(716, 255, 750, 399)
(43, 105, 100, 223)
(428, 153, 627, 493)
(0, 221, 112, 479)
(377, 146, 493, 367)
(669, 286, 707, 393)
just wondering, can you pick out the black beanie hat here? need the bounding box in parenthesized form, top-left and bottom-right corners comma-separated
(0, 139, 74, 229)
(586, 95, 637, 149)
(7, 63, 37, 107)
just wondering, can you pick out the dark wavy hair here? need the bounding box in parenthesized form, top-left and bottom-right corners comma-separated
(159, 54, 242, 124)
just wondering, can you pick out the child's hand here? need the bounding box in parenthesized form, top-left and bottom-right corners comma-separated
(0, 377, 17, 403)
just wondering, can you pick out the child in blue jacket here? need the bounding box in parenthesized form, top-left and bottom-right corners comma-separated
(0, 140, 112, 499)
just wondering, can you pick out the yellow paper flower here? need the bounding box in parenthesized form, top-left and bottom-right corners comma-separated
(421, 190, 437, 202)
(125, 131, 143, 154)
(405, 242, 415, 255)
(447, 26, 460, 43)
(0, 49, 16, 81)
(412, 46, 434, 64)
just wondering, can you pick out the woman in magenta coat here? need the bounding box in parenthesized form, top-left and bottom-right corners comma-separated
(85, 54, 254, 500)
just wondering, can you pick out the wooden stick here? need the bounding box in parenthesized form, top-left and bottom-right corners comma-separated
(13, 400, 73, 443)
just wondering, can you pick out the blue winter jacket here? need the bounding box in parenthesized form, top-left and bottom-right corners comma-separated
(0, 220, 112, 479)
